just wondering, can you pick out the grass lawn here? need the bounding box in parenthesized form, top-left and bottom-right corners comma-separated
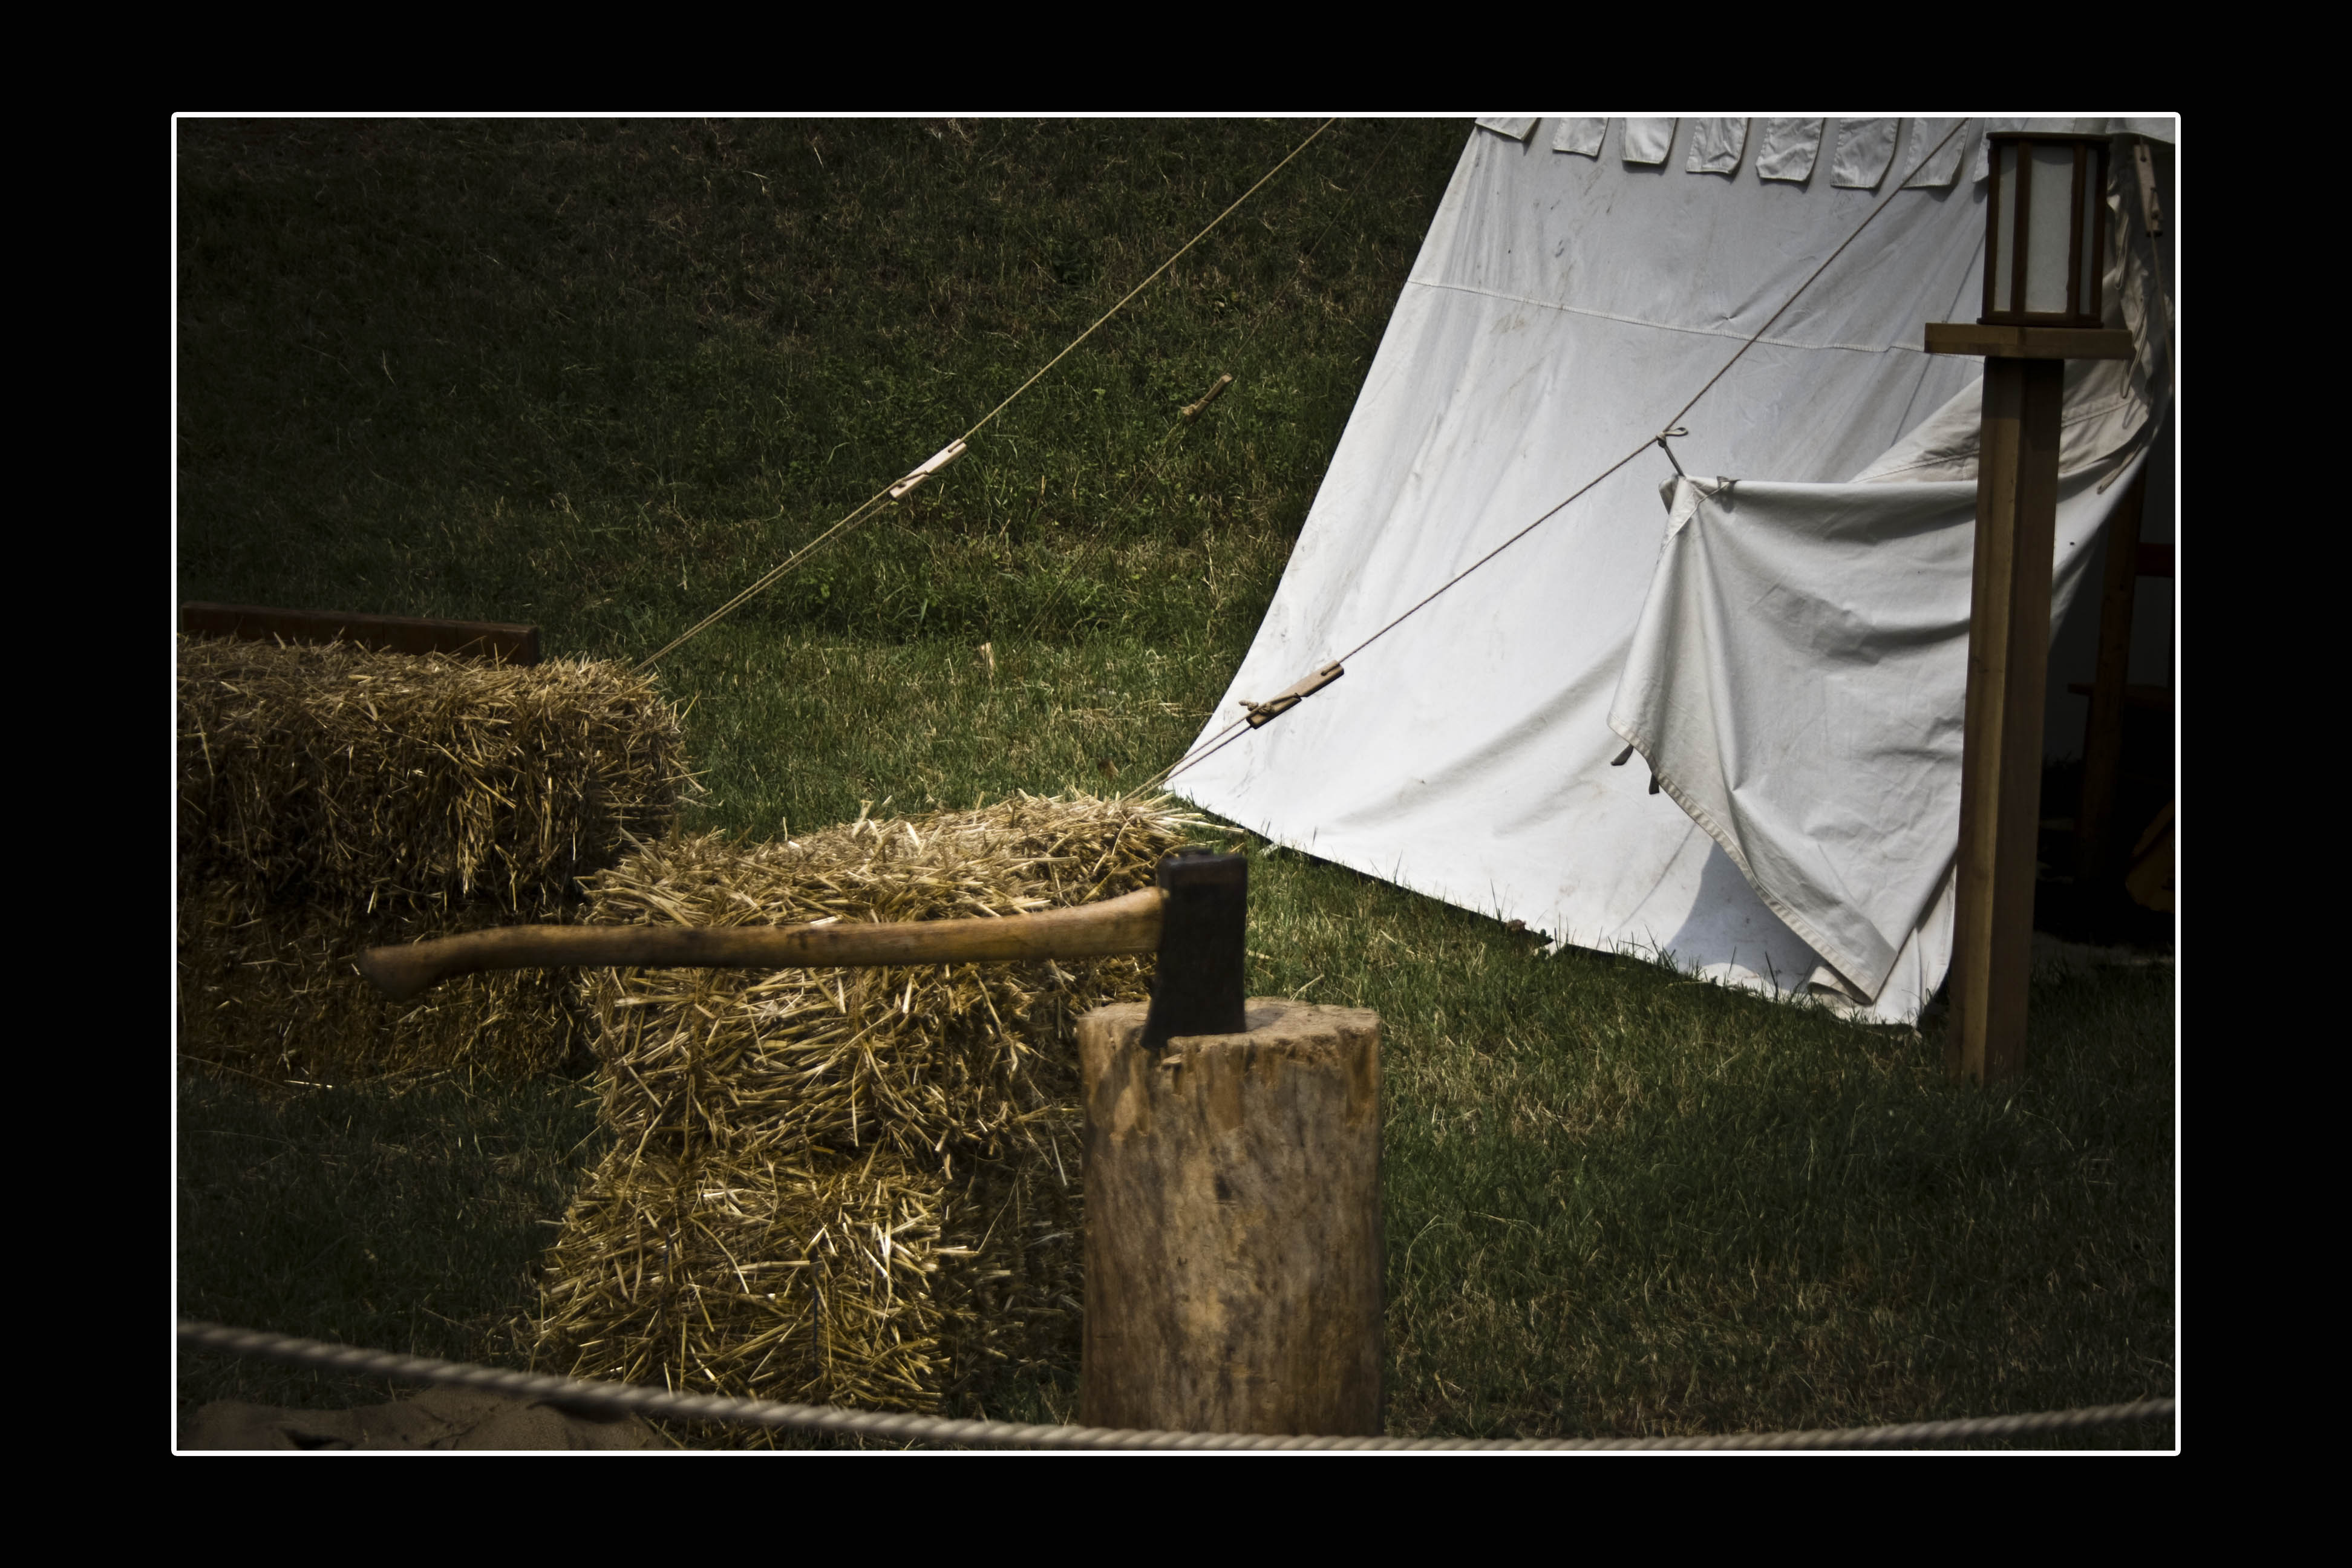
(175, 117, 2175, 1447)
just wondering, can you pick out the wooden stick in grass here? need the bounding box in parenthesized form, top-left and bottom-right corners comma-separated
(356, 886, 1168, 1003)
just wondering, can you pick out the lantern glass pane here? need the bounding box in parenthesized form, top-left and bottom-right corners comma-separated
(2079, 148, 2104, 321)
(2025, 143, 2076, 315)
(1991, 143, 2019, 315)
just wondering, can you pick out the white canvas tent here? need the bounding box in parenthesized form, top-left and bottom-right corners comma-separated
(1170, 116, 2175, 1024)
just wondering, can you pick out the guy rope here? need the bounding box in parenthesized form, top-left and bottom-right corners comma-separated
(633, 119, 1339, 676)
(1131, 118, 1980, 796)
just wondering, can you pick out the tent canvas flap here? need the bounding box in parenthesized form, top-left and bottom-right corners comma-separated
(1171, 117, 2171, 1024)
(1609, 460, 2137, 1004)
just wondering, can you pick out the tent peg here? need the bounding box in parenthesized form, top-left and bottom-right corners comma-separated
(1181, 373, 1235, 422)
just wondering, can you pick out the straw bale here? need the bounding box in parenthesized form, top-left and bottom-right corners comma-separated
(531, 1144, 954, 1417)
(176, 633, 690, 1083)
(529, 1140, 1085, 1443)
(531, 793, 1204, 1429)
(177, 634, 695, 916)
(932, 1131, 1086, 1391)
(177, 883, 584, 1084)
(577, 793, 1198, 1166)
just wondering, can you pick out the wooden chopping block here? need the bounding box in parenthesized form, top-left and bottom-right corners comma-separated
(1077, 997, 1383, 1438)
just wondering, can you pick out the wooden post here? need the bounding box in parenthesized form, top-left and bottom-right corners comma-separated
(1924, 323, 2134, 1085)
(1077, 998, 1383, 1436)
(1949, 356, 2065, 1084)
(2076, 471, 2150, 885)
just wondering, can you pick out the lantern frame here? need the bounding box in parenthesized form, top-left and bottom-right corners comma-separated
(1979, 134, 2111, 329)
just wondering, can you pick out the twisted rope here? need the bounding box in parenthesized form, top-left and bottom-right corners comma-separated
(179, 1320, 2172, 1451)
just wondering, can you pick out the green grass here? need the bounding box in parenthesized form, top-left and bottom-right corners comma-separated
(175, 1067, 604, 1424)
(175, 117, 2174, 1448)
(1252, 852, 2173, 1446)
(176, 117, 1434, 667)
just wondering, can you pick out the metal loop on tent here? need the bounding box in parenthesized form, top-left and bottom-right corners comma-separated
(1655, 426, 1690, 477)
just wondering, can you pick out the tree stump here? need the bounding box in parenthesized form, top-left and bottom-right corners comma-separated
(1077, 998, 1383, 1437)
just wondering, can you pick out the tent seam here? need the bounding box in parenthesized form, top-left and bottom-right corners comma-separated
(1857, 393, 2151, 483)
(1405, 278, 1940, 361)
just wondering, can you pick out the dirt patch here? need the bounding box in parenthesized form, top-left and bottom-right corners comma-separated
(180, 1386, 658, 1450)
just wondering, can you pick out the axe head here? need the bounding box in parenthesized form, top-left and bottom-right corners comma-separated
(1137, 849, 1248, 1052)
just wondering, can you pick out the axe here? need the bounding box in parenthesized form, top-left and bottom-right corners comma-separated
(356, 849, 1246, 1053)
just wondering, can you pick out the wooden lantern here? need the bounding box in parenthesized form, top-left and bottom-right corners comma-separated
(1982, 133, 2111, 328)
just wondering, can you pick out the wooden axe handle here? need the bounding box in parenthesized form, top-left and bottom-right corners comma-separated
(356, 887, 1168, 1004)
